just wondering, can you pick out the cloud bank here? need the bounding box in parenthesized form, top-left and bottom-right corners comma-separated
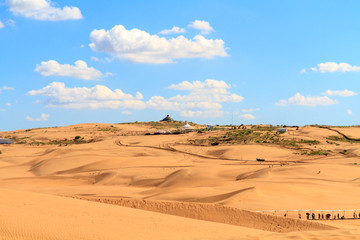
(28, 79, 243, 118)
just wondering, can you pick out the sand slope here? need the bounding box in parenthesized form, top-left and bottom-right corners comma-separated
(1, 124, 360, 239)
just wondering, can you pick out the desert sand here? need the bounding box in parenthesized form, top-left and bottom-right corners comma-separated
(0, 122, 359, 239)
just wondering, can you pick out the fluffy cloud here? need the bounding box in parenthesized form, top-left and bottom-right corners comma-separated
(277, 93, 338, 107)
(311, 62, 360, 73)
(323, 89, 357, 97)
(188, 20, 214, 34)
(27, 82, 146, 110)
(0, 86, 14, 93)
(89, 25, 228, 63)
(238, 113, 255, 120)
(180, 110, 224, 118)
(347, 109, 353, 116)
(7, 0, 82, 21)
(0, 21, 4, 28)
(25, 113, 49, 121)
(35, 60, 108, 80)
(159, 26, 186, 35)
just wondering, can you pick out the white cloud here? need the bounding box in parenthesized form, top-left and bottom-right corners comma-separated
(300, 69, 306, 74)
(277, 93, 338, 107)
(159, 26, 186, 35)
(121, 110, 132, 115)
(311, 62, 360, 73)
(7, 0, 82, 21)
(238, 113, 255, 120)
(80, 44, 84, 48)
(0, 86, 14, 93)
(25, 113, 50, 121)
(323, 89, 357, 97)
(35, 60, 108, 80)
(6, 103, 11, 107)
(180, 110, 224, 118)
(347, 109, 353, 115)
(89, 25, 228, 64)
(188, 20, 214, 35)
(241, 108, 260, 113)
(0, 20, 4, 28)
(27, 82, 146, 110)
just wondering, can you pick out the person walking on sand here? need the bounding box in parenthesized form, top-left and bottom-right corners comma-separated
(312, 213, 315, 220)
(318, 213, 320, 219)
(298, 213, 301, 219)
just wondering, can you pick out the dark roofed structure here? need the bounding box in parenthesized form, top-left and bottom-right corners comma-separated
(161, 115, 174, 122)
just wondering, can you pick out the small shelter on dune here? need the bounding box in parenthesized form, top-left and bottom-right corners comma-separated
(0, 138, 14, 144)
(180, 123, 194, 131)
(161, 115, 174, 122)
(276, 128, 287, 133)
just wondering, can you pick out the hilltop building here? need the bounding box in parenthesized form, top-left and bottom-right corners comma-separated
(161, 115, 174, 122)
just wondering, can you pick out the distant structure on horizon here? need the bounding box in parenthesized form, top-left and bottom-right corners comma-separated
(0, 138, 14, 144)
(161, 115, 174, 122)
(276, 128, 287, 133)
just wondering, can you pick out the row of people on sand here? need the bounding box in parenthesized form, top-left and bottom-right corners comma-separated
(283, 212, 360, 219)
(290, 212, 360, 220)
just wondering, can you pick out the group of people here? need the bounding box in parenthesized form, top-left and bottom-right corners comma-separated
(293, 212, 360, 220)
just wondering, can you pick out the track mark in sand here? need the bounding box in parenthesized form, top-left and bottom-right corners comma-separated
(114, 140, 272, 163)
(317, 126, 360, 142)
(69, 195, 336, 233)
(180, 187, 255, 203)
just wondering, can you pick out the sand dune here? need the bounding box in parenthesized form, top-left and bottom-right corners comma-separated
(1, 124, 360, 239)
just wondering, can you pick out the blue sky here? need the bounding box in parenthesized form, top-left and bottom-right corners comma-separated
(0, 0, 359, 131)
